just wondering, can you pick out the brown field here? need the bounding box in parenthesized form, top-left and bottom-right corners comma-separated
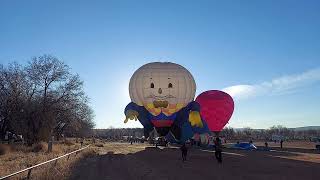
(0, 139, 97, 180)
(70, 141, 320, 180)
(1, 141, 320, 180)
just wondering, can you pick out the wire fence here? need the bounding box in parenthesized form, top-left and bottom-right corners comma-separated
(0, 145, 90, 180)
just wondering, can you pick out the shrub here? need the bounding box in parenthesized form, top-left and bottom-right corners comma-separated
(63, 140, 75, 146)
(82, 149, 97, 158)
(11, 144, 31, 153)
(32, 142, 47, 152)
(0, 144, 11, 155)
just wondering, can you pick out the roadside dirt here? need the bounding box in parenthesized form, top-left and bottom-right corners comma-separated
(70, 143, 320, 180)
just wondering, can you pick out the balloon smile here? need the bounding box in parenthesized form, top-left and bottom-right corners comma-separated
(153, 100, 169, 108)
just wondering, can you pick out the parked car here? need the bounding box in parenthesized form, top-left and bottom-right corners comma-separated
(155, 137, 168, 147)
(148, 137, 155, 145)
(231, 142, 257, 150)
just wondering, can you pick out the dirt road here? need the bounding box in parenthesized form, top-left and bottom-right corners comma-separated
(70, 143, 320, 180)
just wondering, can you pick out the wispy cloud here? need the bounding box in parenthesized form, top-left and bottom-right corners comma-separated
(223, 68, 320, 100)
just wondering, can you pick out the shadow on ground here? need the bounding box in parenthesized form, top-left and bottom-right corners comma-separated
(70, 146, 320, 180)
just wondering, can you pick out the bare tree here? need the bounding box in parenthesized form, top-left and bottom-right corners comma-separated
(0, 55, 95, 144)
(221, 127, 235, 139)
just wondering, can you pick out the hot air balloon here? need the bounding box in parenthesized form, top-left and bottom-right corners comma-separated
(196, 90, 234, 134)
(124, 62, 208, 143)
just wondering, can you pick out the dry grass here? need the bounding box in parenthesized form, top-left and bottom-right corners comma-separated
(0, 139, 98, 180)
(98, 142, 150, 155)
(62, 139, 75, 146)
(30, 148, 98, 180)
(94, 143, 104, 147)
(10, 144, 32, 153)
(81, 148, 98, 159)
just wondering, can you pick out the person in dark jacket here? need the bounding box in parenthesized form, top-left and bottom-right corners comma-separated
(214, 137, 222, 163)
(180, 143, 188, 162)
(265, 141, 269, 150)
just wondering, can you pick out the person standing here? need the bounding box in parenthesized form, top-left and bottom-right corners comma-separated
(214, 137, 222, 163)
(280, 139, 283, 149)
(180, 143, 188, 162)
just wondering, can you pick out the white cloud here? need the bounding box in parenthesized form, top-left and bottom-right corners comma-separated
(222, 68, 320, 100)
(222, 85, 256, 99)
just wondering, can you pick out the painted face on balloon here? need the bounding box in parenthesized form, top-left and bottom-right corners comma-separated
(129, 62, 196, 116)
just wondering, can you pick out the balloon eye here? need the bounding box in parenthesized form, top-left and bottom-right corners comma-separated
(168, 83, 173, 88)
(150, 83, 154, 88)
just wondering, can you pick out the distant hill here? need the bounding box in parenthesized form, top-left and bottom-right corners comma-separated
(292, 126, 320, 131)
(233, 126, 320, 131)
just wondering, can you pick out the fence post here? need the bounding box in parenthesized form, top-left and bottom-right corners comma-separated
(48, 136, 54, 153)
(27, 169, 32, 179)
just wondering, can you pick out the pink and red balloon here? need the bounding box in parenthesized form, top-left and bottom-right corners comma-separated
(196, 90, 234, 132)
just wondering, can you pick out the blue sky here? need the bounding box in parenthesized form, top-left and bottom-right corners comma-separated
(0, 0, 319, 129)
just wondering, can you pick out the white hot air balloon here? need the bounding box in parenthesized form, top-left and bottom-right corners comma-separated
(124, 62, 205, 141)
(129, 62, 196, 116)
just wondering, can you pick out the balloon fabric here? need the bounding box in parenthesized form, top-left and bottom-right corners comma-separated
(196, 90, 234, 132)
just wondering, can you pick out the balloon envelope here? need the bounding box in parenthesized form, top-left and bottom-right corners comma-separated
(196, 90, 234, 132)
